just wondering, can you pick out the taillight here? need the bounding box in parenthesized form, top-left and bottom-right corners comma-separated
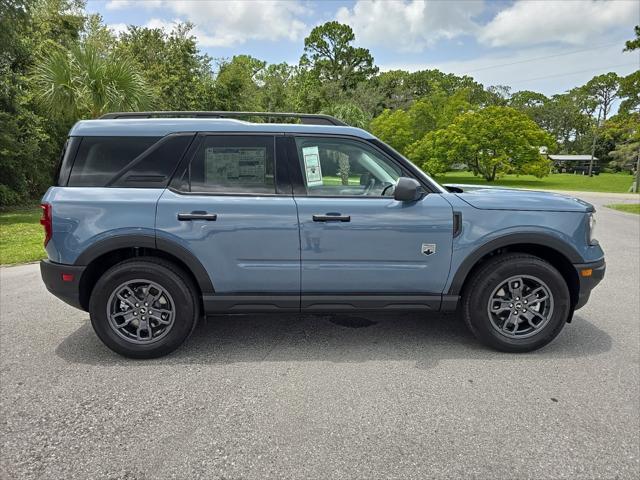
(40, 203, 52, 246)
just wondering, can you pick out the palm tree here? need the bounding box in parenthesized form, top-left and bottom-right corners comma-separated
(32, 43, 152, 119)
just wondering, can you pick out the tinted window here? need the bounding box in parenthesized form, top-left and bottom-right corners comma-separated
(68, 136, 160, 187)
(112, 134, 194, 188)
(181, 136, 275, 194)
(294, 137, 401, 197)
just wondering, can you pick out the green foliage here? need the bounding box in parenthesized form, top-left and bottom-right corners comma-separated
(624, 25, 640, 52)
(213, 55, 265, 112)
(32, 43, 152, 118)
(602, 113, 640, 167)
(370, 109, 414, 154)
(1, 0, 85, 205)
(301, 21, 377, 91)
(116, 23, 215, 110)
(618, 71, 640, 114)
(412, 107, 553, 181)
(321, 104, 368, 129)
(579, 72, 620, 120)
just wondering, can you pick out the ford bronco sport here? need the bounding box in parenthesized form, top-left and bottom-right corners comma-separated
(40, 111, 605, 358)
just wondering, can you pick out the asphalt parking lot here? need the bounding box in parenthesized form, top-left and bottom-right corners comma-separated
(1, 192, 638, 480)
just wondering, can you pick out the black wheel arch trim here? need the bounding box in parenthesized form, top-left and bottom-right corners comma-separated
(447, 232, 584, 296)
(74, 234, 215, 295)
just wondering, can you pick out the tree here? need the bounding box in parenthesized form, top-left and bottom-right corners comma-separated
(116, 23, 215, 110)
(301, 21, 377, 91)
(256, 62, 294, 112)
(213, 55, 265, 112)
(408, 107, 553, 181)
(370, 109, 414, 154)
(370, 88, 474, 155)
(580, 73, 620, 121)
(321, 103, 368, 129)
(0, 0, 86, 205)
(618, 71, 640, 114)
(32, 42, 152, 119)
(624, 25, 640, 51)
(603, 113, 640, 167)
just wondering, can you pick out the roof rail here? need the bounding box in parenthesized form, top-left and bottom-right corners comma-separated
(99, 111, 347, 126)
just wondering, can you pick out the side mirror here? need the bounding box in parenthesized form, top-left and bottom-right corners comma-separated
(393, 177, 424, 202)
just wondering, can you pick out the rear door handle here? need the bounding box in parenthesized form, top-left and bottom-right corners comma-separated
(312, 214, 351, 222)
(177, 212, 217, 221)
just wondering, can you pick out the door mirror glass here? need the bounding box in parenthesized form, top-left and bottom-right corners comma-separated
(393, 177, 424, 202)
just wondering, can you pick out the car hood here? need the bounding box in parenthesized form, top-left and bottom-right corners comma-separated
(445, 184, 594, 212)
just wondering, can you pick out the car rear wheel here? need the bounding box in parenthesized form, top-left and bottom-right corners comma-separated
(461, 253, 571, 352)
(89, 258, 198, 358)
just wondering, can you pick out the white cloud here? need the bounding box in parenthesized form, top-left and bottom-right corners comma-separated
(106, 0, 308, 46)
(143, 18, 176, 31)
(479, 0, 639, 47)
(106, 23, 128, 35)
(336, 0, 484, 52)
(106, 0, 162, 10)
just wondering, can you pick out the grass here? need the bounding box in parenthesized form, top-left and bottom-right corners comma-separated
(0, 206, 46, 265)
(321, 175, 360, 186)
(434, 172, 639, 194)
(605, 203, 640, 214)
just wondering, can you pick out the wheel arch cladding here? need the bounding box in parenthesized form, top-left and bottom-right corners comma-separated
(450, 234, 581, 308)
(75, 235, 214, 311)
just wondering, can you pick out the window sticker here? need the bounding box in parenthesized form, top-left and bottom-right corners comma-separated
(204, 147, 266, 184)
(302, 146, 323, 186)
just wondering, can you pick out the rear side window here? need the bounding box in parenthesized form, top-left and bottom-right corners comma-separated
(68, 136, 160, 187)
(111, 134, 194, 188)
(178, 135, 276, 194)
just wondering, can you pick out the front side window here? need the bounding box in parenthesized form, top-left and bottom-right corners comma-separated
(294, 137, 401, 197)
(181, 135, 276, 194)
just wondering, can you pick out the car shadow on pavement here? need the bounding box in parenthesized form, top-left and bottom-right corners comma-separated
(55, 312, 612, 368)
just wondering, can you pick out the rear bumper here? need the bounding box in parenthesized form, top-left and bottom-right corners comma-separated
(40, 260, 86, 310)
(574, 258, 605, 310)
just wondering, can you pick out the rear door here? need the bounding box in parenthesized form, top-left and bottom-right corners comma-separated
(288, 135, 454, 311)
(156, 134, 300, 312)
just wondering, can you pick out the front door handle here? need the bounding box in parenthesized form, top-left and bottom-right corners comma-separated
(177, 212, 217, 221)
(312, 213, 351, 222)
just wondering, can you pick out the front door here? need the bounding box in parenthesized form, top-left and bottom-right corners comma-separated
(290, 135, 453, 311)
(156, 134, 300, 311)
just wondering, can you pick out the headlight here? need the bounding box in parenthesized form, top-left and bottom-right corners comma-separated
(588, 213, 597, 245)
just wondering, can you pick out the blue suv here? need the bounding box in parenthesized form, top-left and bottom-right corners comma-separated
(40, 111, 605, 358)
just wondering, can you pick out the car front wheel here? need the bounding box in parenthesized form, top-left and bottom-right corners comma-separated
(461, 253, 571, 352)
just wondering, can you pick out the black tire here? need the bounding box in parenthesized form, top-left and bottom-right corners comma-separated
(461, 253, 571, 353)
(89, 257, 199, 358)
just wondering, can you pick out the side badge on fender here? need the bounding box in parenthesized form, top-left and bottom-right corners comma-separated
(422, 243, 436, 256)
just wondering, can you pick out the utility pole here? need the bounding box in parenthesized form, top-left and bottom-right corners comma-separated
(588, 106, 602, 177)
(631, 149, 640, 193)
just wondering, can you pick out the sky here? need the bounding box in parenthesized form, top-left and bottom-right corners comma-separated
(88, 0, 640, 96)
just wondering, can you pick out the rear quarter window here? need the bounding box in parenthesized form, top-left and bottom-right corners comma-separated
(68, 136, 160, 187)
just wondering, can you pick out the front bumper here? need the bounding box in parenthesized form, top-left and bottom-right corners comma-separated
(40, 260, 86, 310)
(573, 258, 606, 310)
